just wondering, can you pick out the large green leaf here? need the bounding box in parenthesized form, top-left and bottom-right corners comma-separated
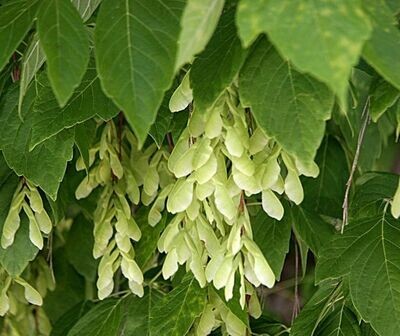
(362, 0, 400, 92)
(0, 85, 75, 200)
(67, 298, 125, 336)
(124, 289, 163, 335)
(236, 0, 371, 102)
(0, 0, 39, 71)
(0, 171, 38, 276)
(239, 39, 334, 169)
(369, 78, 400, 122)
(315, 303, 361, 336)
(30, 59, 118, 149)
(95, 0, 184, 146)
(150, 274, 207, 336)
(317, 214, 400, 336)
(251, 207, 291, 280)
(175, 0, 224, 71)
(302, 136, 349, 219)
(190, 4, 247, 112)
(37, 0, 90, 106)
(291, 283, 341, 336)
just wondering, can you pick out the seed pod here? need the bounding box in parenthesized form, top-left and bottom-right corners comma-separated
(204, 106, 223, 139)
(166, 178, 194, 214)
(196, 181, 215, 201)
(196, 216, 220, 257)
(261, 158, 281, 189)
(27, 186, 43, 213)
(162, 248, 179, 279)
(205, 251, 225, 283)
(225, 127, 244, 158)
(392, 179, 400, 219)
(227, 222, 242, 255)
(128, 280, 144, 297)
(249, 128, 269, 155)
(214, 184, 237, 221)
(284, 170, 304, 205)
(222, 311, 247, 336)
(196, 304, 215, 336)
(23, 203, 43, 249)
(15, 278, 43, 306)
(0, 291, 9, 316)
(120, 253, 143, 284)
(35, 210, 52, 234)
(1, 207, 21, 248)
(261, 189, 284, 220)
(148, 185, 173, 226)
(143, 165, 160, 196)
(213, 256, 233, 289)
(169, 71, 193, 112)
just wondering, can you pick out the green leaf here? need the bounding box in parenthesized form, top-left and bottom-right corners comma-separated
(18, 34, 46, 115)
(67, 298, 125, 336)
(315, 303, 361, 336)
(124, 289, 163, 335)
(190, 4, 247, 112)
(95, 0, 184, 146)
(369, 78, 400, 122)
(0, 173, 38, 276)
(150, 274, 207, 336)
(317, 214, 400, 336)
(251, 206, 292, 280)
(74, 119, 97, 171)
(175, 0, 224, 71)
(360, 322, 379, 336)
(351, 172, 398, 218)
(291, 207, 335, 256)
(291, 283, 340, 336)
(30, 59, 118, 149)
(135, 210, 167, 269)
(71, 0, 102, 22)
(0, 0, 39, 71)
(302, 136, 349, 219)
(0, 85, 75, 200)
(37, 0, 90, 106)
(239, 39, 334, 169)
(43, 249, 86, 323)
(149, 83, 177, 147)
(362, 0, 400, 92)
(236, 0, 371, 103)
(51, 301, 94, 336)
(66, 214, 98, 282)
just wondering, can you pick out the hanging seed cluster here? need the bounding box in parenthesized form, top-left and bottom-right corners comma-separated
(75, 121, 172, 299)
(1, 180, 52, 250)
(149, 84, 316, 307)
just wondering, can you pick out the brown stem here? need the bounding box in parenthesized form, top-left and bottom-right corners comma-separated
(342, 97, 370, 233)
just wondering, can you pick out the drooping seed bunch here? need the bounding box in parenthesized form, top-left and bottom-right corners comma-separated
(1, 180, 52, 250)
(75, 121, 171, 299)
(194, 286, 261, 336)
(150, 84, 316, 307)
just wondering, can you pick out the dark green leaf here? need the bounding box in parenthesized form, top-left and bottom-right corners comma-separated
(0, 84, 75, 200)
(135, 210, 167, 269)
(369, 77, 400, 122)
(51, 301, 94, 336)
(95, 0, 184, 146)
(240, 38, 334, 170)
(150, 274, 206, 336)
(66, 214, 98, 281)
(0, 0, 39, 71)
(252, 205, 292, 280)
(292, 207, 335, 256)
(237, 0, 371, 103)
(30, 59, 118, 149)
(37, 0, 90, 106)
(43, 249, 86, 323)
(74, 119, 97, 171)
(302, 136, 349, 219)
(190, 5, 247, 112)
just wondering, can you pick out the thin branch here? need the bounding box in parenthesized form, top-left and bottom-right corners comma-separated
(341, 97, 370, 233)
